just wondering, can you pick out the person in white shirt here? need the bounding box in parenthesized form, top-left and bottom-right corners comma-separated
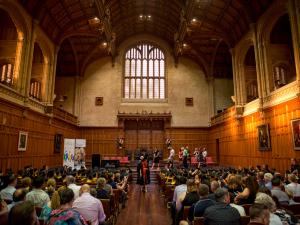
(73, 184, 106, 225)
(0, 175, 17, 202)
(285, 173, 300, 196)
(66, 176, 81, 199)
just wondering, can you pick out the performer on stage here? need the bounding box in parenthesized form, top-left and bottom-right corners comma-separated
(183, 146, 189, 168)
(168, 147, 175, 168)
(193, 148, 201, 169)
(152, 148, 160, 170)
(137, 155, 150, 192)
(200, 147, 208, 167)
(178, 147, 183, 162)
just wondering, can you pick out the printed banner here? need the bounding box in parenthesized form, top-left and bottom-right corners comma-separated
(63, 139, 75, 169)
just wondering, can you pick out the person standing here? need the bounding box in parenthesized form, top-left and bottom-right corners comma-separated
(168, 147, 175, 168)
(137, 156, 150, 192)
(183, 146, 189, 169)
(152, 148, 160, 170)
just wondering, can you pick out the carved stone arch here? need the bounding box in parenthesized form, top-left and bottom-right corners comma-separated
(0, 2, 31, 41)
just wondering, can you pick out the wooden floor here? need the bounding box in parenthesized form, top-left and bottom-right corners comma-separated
(115, 184, 172, 225)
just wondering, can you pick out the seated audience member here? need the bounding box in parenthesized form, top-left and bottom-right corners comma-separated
(45, 178, 56, 198)
(208, 180, 219, 201)
(234, 176, 258, 205)
(96, 178, 110, 199)
(188, 184, 215, 221)
(0, 175, 17, 202)
(40, 186, 67, 222)
(46, 188, 87, 225)
(173, 176, 188, 202)
(26, 176, 50, 207)
(73, 184, 106, 225)
(21, 177, 32, 192)
(257, 172, 266, 188)
(9, 201, 38, 225)
(176, 179, 199, 212)
(66, 175, 81, 199)
(225, 175, 243, 202)
(248, 203, 270, 225)
(285, 174, 300, 197)
(272, 195, 299, 225)
(271, 177, 289, 205)
(7, 188, 27, 211)
(204, 188, 240, 225)
(264, 173, 273, 191)
(254, 192, 282, 225)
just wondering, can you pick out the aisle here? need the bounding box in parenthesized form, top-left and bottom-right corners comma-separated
(115, 184, 172, 225)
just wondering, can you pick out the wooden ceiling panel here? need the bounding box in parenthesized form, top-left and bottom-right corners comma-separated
(18, 0, 274, 77)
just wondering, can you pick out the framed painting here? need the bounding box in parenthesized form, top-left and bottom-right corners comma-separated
(291, 118, 300, 150)
(18, 131, 28, 151)
(258, 124, 271, 150)
(54, 133, 63, 153)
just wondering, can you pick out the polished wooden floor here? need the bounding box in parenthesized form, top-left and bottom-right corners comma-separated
(115, 184, 172, 225)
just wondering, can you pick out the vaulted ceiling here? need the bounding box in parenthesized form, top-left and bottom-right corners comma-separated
(19, 0, 274, 78)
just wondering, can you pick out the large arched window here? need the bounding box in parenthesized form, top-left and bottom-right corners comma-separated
(124, 44, 166, 100)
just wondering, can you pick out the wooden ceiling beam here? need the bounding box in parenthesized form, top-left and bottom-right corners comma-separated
(94, 0, 116, 64)
(174, 0, 197, 65)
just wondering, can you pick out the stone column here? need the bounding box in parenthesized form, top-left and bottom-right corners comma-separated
(73, 75, 81, 116)
(206, 76, 215, 120)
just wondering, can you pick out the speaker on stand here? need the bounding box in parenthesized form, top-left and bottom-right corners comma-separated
(92, 154, 101, 168)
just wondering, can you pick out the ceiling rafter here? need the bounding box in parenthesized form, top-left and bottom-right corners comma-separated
(94, 0, 116, 64)
(174, 0, 197, 64)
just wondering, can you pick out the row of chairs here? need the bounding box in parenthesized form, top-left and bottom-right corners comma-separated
(192, 216, 250, 225)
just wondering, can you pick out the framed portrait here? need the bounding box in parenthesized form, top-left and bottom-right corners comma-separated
(18, 131, 28, 151)
(257, 124, 271, 150)
(291, 118, 300, 150)
(54, 134, 63, 153)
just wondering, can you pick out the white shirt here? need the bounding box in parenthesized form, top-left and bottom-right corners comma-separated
(230, 203, 246, 216)
(169, 149, 175, 160)
(0, 185, 16, 201)
(68, 183, 81, 199)
(286, 182, 300, 196)
(73, 192, 106, 225)
(270, 213, 283, 225)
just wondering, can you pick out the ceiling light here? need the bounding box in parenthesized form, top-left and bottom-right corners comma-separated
(102, 42, 107, 47)
(183, 43, 187, 47)
(147, 15, 151, 18)
(191, 18, 197, 22)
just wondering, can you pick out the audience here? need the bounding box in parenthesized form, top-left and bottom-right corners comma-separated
(285, 174, 300, 197)
(73, 184, 106, 225)
(0, 175, 17, 202)
(264, 173, 273, 191)
(66, 176, 81, 199)
(7, 188, 27, 212)
(46, 188, 87, 225)
(248, 203, 270, 225)
(26, 176, 50, 207)
(9, 201, 38, 225)
(204, 188, 240, 225)
(271, 177, 289, 205)
(188, 183, 215, 221)
(254, 192, 282, 225)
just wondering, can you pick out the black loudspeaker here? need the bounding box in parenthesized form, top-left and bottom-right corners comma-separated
(92, 154, 101, 168)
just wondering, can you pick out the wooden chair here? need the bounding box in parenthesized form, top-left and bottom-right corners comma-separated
(113, 189, 122, 214)
(293, 196, 300, 203)
(0, 211, 8, 225)
(242, 204, 252, 215)
(193, 217, 205, 225)
(35, 206, 42, 217)
(240, 216, 250, 225)
(101, 199, 113, 224)
(282, 204, 300, 215)
(183, 206, 191, 220)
